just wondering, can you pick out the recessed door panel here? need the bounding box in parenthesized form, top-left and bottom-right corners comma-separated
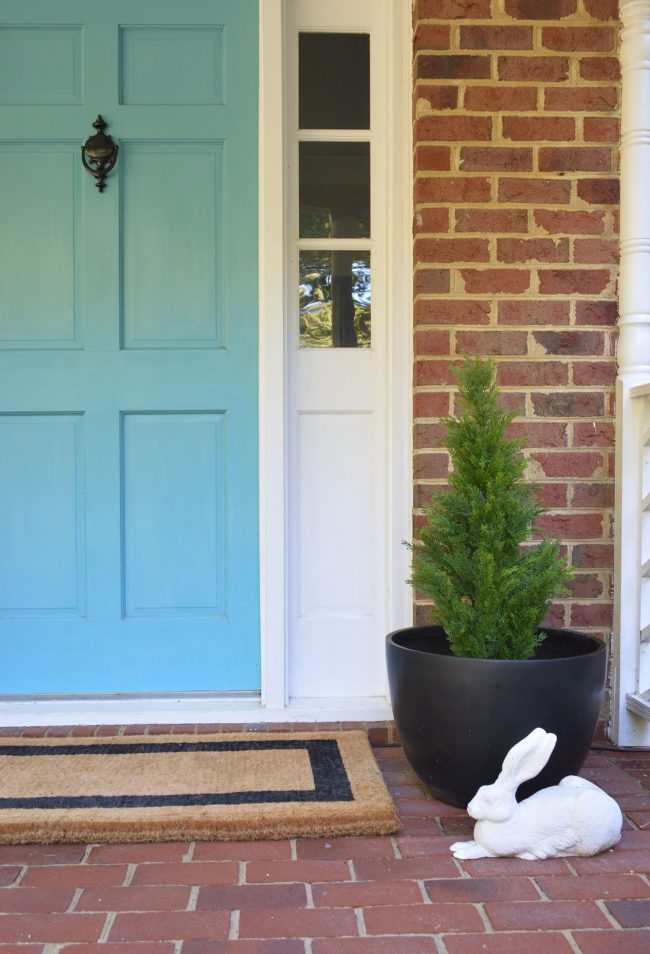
(0, 26, 82, 104)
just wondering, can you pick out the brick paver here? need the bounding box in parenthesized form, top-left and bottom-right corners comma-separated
(0, 726, 648, 951)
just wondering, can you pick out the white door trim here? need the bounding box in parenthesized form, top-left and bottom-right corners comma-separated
(0, 0, 411, 726)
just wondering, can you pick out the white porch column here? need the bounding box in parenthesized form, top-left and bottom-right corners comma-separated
(613, 0, 650, 744)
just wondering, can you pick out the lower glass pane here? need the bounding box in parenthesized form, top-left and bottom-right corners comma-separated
(299, 250, 371, 348)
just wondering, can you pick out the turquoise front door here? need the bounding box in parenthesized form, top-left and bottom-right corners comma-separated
(0, 0, 260, 692)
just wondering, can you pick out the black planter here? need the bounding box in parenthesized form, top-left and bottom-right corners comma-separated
(386, 625, 607, 808)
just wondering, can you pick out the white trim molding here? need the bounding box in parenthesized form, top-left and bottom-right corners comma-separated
(613, 0, 650, 745)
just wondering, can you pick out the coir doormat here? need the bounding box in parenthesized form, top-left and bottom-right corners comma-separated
(0, 731, 399, 844)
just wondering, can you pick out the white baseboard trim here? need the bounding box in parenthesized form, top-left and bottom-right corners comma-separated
(0, 695, 394, 728)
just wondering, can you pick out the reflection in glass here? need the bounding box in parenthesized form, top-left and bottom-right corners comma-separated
(299, 142, 370, 239)
(299, 33, 370, 130)
(299, 250, 371, 348)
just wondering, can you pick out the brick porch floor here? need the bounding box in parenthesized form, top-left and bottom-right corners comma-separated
(0, 723, 649, 952)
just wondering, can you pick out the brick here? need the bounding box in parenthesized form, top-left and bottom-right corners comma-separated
(464, 87, 537, 111)
(184, 943, 304, 954)
(539, 873, 650, 902)
(192, 841, 293, 863)
(536, 513, 603, 539)
(414, 269, 451, 295)
(109, 912, 229, 942)
(414, 392, 450, 418)
(0, 915, 105, 944)
(414, 24, 452, 51)
(197, 883, 307, 910)
(443, 935, 574, 954)
(545, 87, 618, 112)
(0, 845, 86, 865)
(21, 864, 128, 888)
(364, 903, 484, 935)
(498, 238, 569, 263)
(461, 25, 533, 49)
(414, 208, 450, 233)
(424, 877, 539, 903)
(503, 117, 575, 141)
(542, 27, 616, 52)
(581, 56, 620, 81)
(60, 946, 175, 954)
(533, 482, 569, 506)
(239, 907, 358, 939)
(584, 118, 620, 142)
(130, 861, 238, 886)
(414, 452, 449, 479)
(539, 147, 612, 173)
(571, 603, 614, 627)
(414, 145, 452, 172)
(575, 300, 617, 325)
(536, 210, 606, 235)
(583, 0, 619, 19)
(486, 899, 610, 930)
(417, 55, 490, 81)
(538, 269, 611, 296)
(455, 331, 527, 356)
(416, 87, 459, 112)
(77, 885, 190, 911)
(353, 856, 460, 880)
(532, 391, 604, 418)
(570, 931, 650, 954)
(416, 116, 492, 142)
(498, 56, 569, 83)
(497, 362, 569, 386)
(415, 237, 490, 263)
(531, 451, 603, 478)
(574, 422, 614, 447)
(499, 178, 571, 205)
(415, 177, 491, 204)
(460, 269, 531, 294)
(88, 844, 188, 865)
(416, 360, 460, 386)
(574, 239, 618, 265)
(312, 879, 423, 907)
(505, 0, 577, 17)
(312, 940, 438, 954)
(572, 543, 614, 568)
(533, 330, 605, 356)
(0, 886, 75, 913)
(415, 330, 452, 356)
(415, 0, 492, 17)
(499, 300, 569, 325)
(0, 869, 20, 887)
(461, 147, 532, 173)
(573, 361, 617, 386)
(572, 483, 614, 508)
(415, 299, 490, 325)
(298, 836, 396, 861)
(567, 572, 605, 597)
(577, 179, 619, 205)
(455, 209, 528, 233)
(245, 859, 351, 884)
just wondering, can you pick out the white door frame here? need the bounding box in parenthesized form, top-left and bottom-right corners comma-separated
(0, 0, 412, 726)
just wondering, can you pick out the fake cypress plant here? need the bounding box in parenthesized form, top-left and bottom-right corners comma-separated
(410, 356, 570, 660)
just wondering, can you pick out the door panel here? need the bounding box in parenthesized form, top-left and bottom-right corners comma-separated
(0, 0, 259, 693)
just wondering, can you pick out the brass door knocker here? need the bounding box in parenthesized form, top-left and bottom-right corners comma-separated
(81, 115, 118, 192)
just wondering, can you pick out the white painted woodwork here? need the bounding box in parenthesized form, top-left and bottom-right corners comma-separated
(613, 0, 650, 744)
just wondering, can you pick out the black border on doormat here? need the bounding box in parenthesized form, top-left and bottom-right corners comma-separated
(0, 738, 354, 809)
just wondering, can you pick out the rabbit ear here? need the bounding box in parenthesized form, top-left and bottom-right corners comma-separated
(496, 728, 557, 790)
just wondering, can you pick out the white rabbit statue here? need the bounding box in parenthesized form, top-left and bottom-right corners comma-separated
(450, 727, 623, 860)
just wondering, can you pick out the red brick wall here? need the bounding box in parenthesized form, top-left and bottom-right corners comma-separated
(412, 0, 620, 709)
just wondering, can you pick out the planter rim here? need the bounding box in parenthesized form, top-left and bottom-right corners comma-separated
(387, 625, 606, 664)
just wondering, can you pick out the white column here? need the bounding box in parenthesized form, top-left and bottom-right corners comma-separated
(613, 0, 650, 744)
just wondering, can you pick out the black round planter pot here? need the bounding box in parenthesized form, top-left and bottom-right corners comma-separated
(386, 625, 607, 808)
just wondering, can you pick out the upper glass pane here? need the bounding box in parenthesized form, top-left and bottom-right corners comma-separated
(299, 33, 370, 129)
(299, 142, 370, 239)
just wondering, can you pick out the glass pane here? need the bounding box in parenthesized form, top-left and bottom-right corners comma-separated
(299, 250, 371, 348)
(299, 33, 370, 130)
(299, 142, 370, 239)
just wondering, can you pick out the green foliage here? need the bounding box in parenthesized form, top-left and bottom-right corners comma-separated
(409, 356, 571, 660)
